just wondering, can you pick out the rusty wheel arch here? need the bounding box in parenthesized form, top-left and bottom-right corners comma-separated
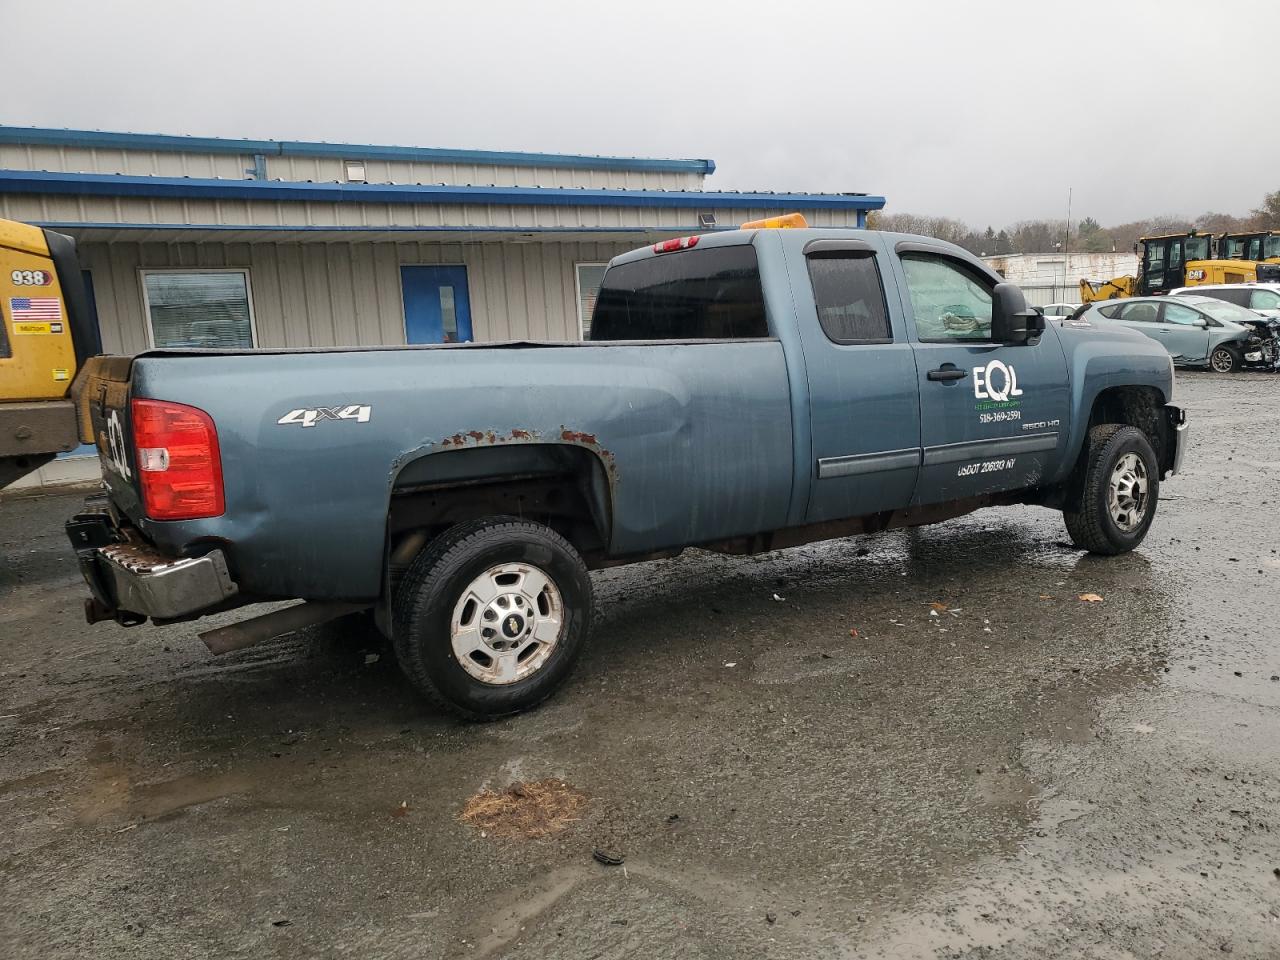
(382, 430, 616, 599)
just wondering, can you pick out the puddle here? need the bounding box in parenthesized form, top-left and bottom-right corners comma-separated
(75, 739, 253, 824)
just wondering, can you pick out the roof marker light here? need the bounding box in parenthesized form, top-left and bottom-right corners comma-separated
(740, 213, 809, 230)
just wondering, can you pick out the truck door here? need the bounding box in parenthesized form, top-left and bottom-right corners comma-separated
(890, 243, 1071, 505)
(790, 236, 922, 523)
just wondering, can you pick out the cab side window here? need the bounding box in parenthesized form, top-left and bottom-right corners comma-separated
(901, 254, 993, 341)
(807, 252, 891, 343)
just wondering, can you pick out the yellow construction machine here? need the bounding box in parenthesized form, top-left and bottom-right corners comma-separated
(1220, 230, 1280, 266)
(1079, 231, 1280, 303)
(0, 218, 99, 489)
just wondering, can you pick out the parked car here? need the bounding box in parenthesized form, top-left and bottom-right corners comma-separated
(1080, 294, 1279, 372)
(1169, 282, 1280, 319)
(1040, 302, 1082, 318)
(66, 227, 1186, 718)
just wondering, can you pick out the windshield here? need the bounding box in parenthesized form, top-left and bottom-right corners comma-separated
(1196, 299, 1265, 326)
(1267, 237, 1280, 259)
(1185, 236, 1211, 260)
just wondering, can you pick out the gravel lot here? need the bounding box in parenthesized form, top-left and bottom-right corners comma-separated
(2, 370, 1279, 959)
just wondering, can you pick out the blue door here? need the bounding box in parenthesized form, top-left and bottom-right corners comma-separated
(793, 236, 923, 523)
(401, 265, 473, 343)
(892, 249, 1071, 505)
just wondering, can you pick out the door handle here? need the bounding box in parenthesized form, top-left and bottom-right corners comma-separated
(927, 366, 967, 382)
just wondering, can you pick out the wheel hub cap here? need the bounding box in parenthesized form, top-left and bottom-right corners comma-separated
(450, 563, 563, 685)
(1108, 452, 1149, 532)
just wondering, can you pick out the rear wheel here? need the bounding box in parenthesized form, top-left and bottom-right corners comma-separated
(1063, 424, 1159, 555)
(392, 517, 593, 719)
(1209, 344, 1241, 373)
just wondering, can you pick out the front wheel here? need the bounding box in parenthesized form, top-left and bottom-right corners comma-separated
(392, 517, 593, 719)
(1063, 424, 1160, 555)
(1209, 344, 1242, 373)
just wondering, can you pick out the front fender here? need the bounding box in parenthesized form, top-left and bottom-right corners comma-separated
(1051, 325, 1173, 486)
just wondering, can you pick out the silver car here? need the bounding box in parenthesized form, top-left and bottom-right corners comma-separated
(1079, 294, 1278, 372)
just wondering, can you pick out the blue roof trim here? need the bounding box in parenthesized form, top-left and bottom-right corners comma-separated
(34, 222, 740, 234)
(0, 169, 885, 211)
(0, 126, 715, 175)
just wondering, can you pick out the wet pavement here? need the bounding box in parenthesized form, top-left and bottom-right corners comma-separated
(2, 370, 1279, 959)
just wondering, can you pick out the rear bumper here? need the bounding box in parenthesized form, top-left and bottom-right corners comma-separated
(66, 502, 238, 623)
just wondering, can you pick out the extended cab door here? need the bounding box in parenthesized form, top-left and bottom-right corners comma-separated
(890, 243, 1071, 505)
(786, 235, 922, 523)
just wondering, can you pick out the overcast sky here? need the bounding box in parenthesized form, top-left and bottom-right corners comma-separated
(10, 0, 1273, 227)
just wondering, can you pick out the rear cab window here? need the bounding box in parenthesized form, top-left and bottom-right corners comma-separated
(807, 252, 891, 343)
(590, 245, 769, 341)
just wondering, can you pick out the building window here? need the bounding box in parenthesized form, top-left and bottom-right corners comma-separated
(141, 270, 255, 349)
(575, 263, 608, 340)
(344, 160, 367, 183)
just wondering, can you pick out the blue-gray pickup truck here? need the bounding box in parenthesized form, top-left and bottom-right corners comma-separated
(66, 226, 1188, 718)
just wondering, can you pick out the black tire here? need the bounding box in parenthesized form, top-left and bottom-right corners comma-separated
(1063, 424, 1160, 555)
(392, 516, 593, 720)
(1209, 344, 1242, 373)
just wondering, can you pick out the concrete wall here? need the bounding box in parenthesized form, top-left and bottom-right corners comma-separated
(984, 252, 1140, 305)
(80, 239, 636, 355)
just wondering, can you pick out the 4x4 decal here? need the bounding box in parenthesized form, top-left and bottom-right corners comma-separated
(277, 404, 372, 428)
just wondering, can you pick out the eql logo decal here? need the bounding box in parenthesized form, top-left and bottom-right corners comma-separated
(973, 360, 1023, 402)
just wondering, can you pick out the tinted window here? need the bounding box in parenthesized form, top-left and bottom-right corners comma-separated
(901, 254, 993, 341)
(1202, 288, 1249, 307)
(807, 253, 891, 342)
(1097, 303, 1123, 319)
(1143, 240, 1166, 289)
(590, 245, 768, 341)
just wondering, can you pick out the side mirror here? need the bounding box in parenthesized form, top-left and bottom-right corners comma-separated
(1195, 318, 1210, 329)
(991, 282, 1044, 345)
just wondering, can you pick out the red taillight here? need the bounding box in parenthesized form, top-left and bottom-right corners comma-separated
(652, 235, 700, 254)
(130, 398, 224, 520)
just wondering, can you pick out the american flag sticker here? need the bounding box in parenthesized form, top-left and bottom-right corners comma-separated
(10, 296, 62, 330)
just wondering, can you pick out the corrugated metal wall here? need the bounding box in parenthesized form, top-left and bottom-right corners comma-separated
(80, 240, 636, 355)
(0, 193, 860, 231)
(0, 144, 703, 191)
(272, 156, 704, 191)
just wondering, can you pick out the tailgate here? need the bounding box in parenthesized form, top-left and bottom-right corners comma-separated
(71, 355, 143, 515)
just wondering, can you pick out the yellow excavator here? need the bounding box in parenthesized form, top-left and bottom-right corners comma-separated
(1220, 230, 1280, 267)
(0, 218, 100, 489)
(1079, 231, 1280, 302)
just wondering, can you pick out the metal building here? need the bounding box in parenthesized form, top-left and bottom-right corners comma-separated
(0, 125, 884, 486)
